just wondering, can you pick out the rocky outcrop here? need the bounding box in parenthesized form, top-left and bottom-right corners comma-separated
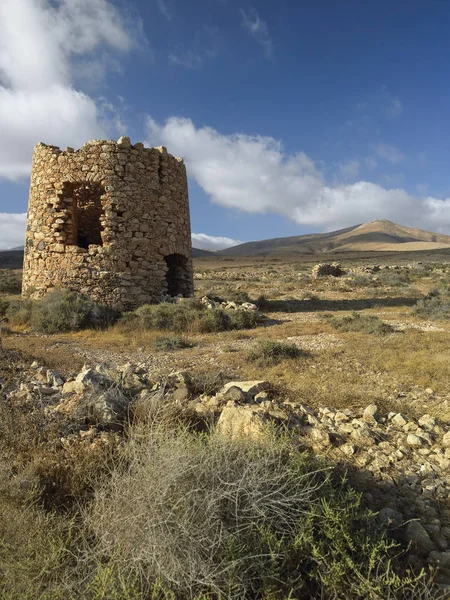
(4, 359, 450, 582)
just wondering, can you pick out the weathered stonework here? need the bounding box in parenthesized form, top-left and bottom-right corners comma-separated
(22, 137, 194, 309)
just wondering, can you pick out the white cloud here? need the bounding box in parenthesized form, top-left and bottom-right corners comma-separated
(157, 0, 172, 21)
(374, 143, 405, 164)
(192, 233, 242, 251)
(0, 0, 136, 180)
(0, 213, 27, 249)
(146, 116, 450, 233)
(240, 8, 273, 58)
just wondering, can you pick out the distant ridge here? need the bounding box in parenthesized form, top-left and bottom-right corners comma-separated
(218, 220, 450, 256)
(192, 247, 215, 257)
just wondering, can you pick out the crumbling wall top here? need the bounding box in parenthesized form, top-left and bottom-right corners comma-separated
(34, 136, 183, 163)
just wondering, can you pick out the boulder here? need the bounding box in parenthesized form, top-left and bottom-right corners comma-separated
(216, 405, 267, 439)
(221, 380, 271, 397)
(405, 521, 435, 555)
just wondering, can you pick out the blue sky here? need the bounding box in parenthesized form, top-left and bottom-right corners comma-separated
(2, 0, 450, 249)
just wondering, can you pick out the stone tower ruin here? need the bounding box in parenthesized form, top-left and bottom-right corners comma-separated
(22, 136, 194, 309)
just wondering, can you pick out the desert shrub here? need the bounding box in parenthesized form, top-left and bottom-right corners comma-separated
(31, 289, 119, 333)
(188, 370, 232, 396)
(121, 301, 261, 334)
(256, 294, 269, 310)
(352, 274, 378, 287)
(0, 477, 76, 600)
(377, 271, 410, 287)
(248, 340, 308, 365)
(0, 298, 10, 316)
(153, 335, 193, 351)
(85, 421, 430, 599)
(324, 312, 394, 335)
(412, 291, 450, 320)
(5, 298, 32, 327)
(0, 269, 22, 294)
(227, 290, 251, 303)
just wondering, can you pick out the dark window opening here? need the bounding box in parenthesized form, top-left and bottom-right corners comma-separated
(164, 253, 190, 297)
(63, 182, 105, 249)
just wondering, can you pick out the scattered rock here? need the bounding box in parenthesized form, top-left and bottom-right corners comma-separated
(216, 405, 267, 440)
(363, 404, 379, 423)
(221, 381, 271, 396)
(405, 521, 435, 555)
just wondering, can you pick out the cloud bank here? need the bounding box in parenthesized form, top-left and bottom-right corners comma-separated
(0, 213, 27, 249)
(0, 0, 135, 180)
(191, 233, 242, 251)
(146, 116, 450, 233)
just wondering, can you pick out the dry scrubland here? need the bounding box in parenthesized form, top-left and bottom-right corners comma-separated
(1, 253, 450, 598)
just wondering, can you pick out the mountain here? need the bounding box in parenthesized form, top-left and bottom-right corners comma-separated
(0, 248, 24, 268)
(192, 247, 215, 257)
(218, 220, 450, 256)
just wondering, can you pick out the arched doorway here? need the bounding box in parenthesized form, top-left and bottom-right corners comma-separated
(164, 253, 190, 296)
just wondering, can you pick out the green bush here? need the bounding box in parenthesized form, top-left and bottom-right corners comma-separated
(352, 274, 378, 287)
(377, 271, 410, 287)
(324, 312, 395, 335)
(0, 298, 10, 317)
(121, 301, 261, 334)
(412, 291, 450, 320)
(84, 421, 431, 599)
(30, 289, 118, 333)
(248, 340, 308, 365)
(227, 290, 251, 303)
(153, 335, 193, 351)
(0, 269, 22, 294)
(5, 298, 32, 327)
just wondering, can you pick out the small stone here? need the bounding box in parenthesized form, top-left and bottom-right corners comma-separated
(391, 413, 408, 427)
(363, 404, 379, 423)
(428, 551, 450, 569)
(418, 414, 437, 430)
(405, 521, 435, 554)
(340, 443, 356, 456)
(407, 433, 426, 447)
(443, 431, 450, 448)
(223, 386, 248, 403)
(311, 428, 332, 446)
(172, 386, 190, 403)
(117, 136, 131, 147)
(221, 381, 270, 397)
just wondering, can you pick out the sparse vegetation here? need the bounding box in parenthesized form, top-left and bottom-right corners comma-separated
(120, 300, 261, 334)
(248, 340, 308, 365)
(0, 269, 21, 294)
(323, 311, 395, 335)
(4, 290, 119, 333)
(31, 289, 119, 333)
(153, 335, 194, 351)
(412, 290, 450, 320)
(2, 254, 450, 598)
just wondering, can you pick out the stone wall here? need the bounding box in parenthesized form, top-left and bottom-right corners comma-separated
(22, 137, 194, 309)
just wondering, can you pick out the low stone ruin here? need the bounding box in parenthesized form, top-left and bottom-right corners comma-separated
(312, 262, 344, 278)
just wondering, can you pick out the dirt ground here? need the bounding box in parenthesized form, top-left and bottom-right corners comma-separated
(3, 254, 450, 423)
